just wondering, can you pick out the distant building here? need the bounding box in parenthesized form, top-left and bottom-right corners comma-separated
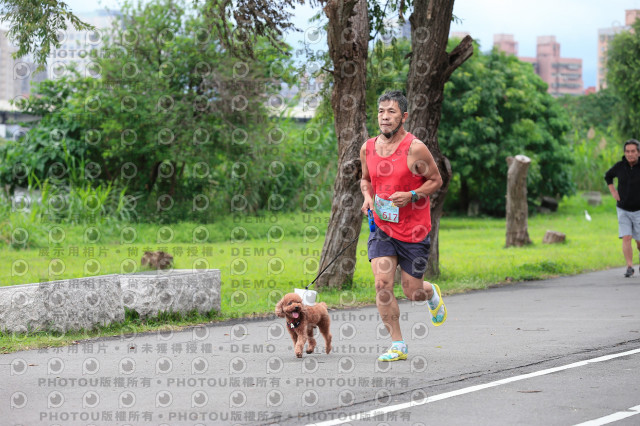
(450, 31, 471, 41)
(535, 36, 583, 96)
(493, 34, 518, 56)
(493, 34, 583, 97)
(47, 9, 121, 80)
(597, 9, 640, 91)
(0, 30, 47, 106)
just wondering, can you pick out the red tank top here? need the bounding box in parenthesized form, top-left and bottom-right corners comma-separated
(366, 132, 431, 242)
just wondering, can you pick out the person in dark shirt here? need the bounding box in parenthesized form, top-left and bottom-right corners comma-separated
(605, 139, 640, 277)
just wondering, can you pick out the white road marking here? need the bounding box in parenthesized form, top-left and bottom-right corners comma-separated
(309, 347, 640, 426)
(572, 404, 640, 426)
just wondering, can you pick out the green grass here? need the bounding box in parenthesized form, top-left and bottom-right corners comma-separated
(0, 193, 624, 352)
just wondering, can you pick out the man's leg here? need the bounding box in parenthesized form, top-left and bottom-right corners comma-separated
(618, 208, 634, 276)
(400, 271, 433, 301)
(622, 235, 633, 268)
(401, 270, 447, 325)
(372, 256, 402, 341)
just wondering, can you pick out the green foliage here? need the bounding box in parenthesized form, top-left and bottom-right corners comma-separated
(3, 0, 338, 223)
(558, 89, 621, 134)
(366, 38, 411, 135)
(364, 38, 575, 216)
(0, 72, 90, 189)
(566, 129, 621, 192)
(440, 45, 574, 215)
(558, 88, 625, 192)
(607, 19, 640, 138)
(0, 0, 94, 70)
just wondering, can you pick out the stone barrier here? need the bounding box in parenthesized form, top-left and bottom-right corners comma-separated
(121, 269, 221, 319)
(0, 269, 221, 334)
(0, 275, 124, 334)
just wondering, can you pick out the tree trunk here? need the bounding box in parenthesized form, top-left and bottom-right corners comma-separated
(315, 0, 369, 289)
(506, 155, 532, 247)
(405, 0, 474, 277)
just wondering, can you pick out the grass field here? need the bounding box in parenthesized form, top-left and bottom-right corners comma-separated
(0, 193, 624, 352)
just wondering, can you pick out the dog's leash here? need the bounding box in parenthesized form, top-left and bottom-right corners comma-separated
(304, 209, 376, 290)
(304, 235, 360, 290)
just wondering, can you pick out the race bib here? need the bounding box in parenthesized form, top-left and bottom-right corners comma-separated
(374, 195, 399, 223)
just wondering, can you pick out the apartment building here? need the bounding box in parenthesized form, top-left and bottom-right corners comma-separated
(47, 9, 120, 80)
(0, 30, 47, 108)
(493, 34, 583, 96)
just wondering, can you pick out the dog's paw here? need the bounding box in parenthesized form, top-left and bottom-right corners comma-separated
(296, 352, 303, 358)
(326, 345, 332, 354)
(306, 349, 314, 354)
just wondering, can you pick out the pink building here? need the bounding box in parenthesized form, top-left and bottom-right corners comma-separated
(493, 34, 518, 56)
(535, 36, 583, 96)
(597, 9, 640, 90)
(493, 34, 583, 96)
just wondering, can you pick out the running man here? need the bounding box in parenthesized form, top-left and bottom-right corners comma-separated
(360, 90, 447, 362)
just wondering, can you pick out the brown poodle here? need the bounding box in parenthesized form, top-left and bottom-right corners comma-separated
(275, 293, 332, 358)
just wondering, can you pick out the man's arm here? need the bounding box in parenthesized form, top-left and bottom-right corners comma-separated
(389, 140, 442, 207)
(360, 142, 374, 214)
(605, 164, 620, 201)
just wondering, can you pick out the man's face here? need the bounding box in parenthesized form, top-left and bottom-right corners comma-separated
(625, 144, 639, 165)
(378, 100, 407, 135)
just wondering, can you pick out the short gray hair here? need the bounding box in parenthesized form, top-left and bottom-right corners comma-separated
(377, 90, 408, 115)
(624, 139, 640, 150)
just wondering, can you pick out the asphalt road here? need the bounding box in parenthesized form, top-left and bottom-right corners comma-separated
(1, 268, 639, 425)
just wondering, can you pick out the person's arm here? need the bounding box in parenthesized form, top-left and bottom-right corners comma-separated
(389, 140, 442, 207)
(604, 164, 620, 201)
(608, 184, 620, 201)
(360, 141, 374, 214)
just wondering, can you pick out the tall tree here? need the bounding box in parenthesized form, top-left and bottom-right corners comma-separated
(439, 46, 574, 216)
(0, 0, 94, 69)
(606, 18, 640, 139)
(314, 0, 369, 288)
(405, 0, 473, 276)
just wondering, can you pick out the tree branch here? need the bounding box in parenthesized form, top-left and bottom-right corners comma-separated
(444, 34, 474, 81)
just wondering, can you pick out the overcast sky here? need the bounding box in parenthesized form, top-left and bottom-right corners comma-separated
(66, 0, 640, 88)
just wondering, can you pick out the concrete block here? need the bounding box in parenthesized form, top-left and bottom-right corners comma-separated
(582, 191, 602, 206)
(0, 275, 125, 334)
(120, 269, 221, 318)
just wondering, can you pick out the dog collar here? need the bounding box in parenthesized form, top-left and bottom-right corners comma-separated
(287, 319, 301, 329)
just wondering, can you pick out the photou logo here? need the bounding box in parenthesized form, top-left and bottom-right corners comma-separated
(82, 357, 100, 375)
(302, 390, 319, 407)
(191, 357, 209, 374)
(48, 391, 64, 408)
(10, 358, 27, 375)
(83, 391, 100, 408)
(155, 357, 173, 374)
(119, 391, 136, 408)
(339, 389, 355, 407)
(191, 390, 208, 408)
(119, 357, 136, 375)
(47, 357, 64, 375)
(266, 389, 284, 408)
(229, 390, 246, 408)
(229, 356, 247, 374)
(11, 392, 27, 409)
(156, 390, 173, 408)
(266, 356, 284, 374)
